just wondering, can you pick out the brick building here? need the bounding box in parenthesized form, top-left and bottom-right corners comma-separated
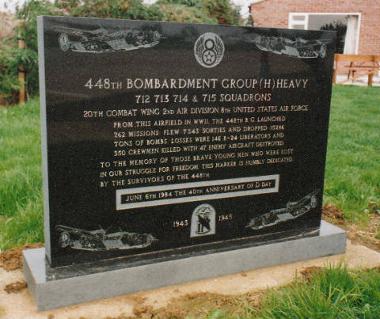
(249, 0, 380, 55)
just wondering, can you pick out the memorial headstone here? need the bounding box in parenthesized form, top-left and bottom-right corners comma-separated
(23, 16, 346, 310)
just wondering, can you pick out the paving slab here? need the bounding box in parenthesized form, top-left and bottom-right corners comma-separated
(1, 239, 380, 319)
(23, 221, 346, 310)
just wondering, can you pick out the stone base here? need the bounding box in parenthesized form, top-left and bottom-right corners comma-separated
(23, 221, 346, 311)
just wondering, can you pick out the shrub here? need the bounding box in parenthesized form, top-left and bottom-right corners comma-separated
(0, 0, 241, 103)
(0, 39, 38, 104)
(16, 0, 63, 97)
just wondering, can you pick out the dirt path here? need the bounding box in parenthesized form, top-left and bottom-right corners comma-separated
(323, 205, 380, 251)
(0, 240, 380, 319)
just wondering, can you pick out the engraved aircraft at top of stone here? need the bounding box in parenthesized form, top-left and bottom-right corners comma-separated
(55, 26, 161, 53)
(252, 35, 327, 59)
(56, 225, 157, 251)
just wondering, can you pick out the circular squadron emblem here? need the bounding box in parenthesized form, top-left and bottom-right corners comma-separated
(194, 32, 225, 68)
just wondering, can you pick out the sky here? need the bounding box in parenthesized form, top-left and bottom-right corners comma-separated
(0, 0, 252, 18)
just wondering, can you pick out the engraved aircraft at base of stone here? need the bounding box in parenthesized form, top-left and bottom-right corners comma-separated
(252, 35, 327, 59)
(246, 191, 319, 230)
(55, 26, 161, 53)
(56, 225, 157, 251)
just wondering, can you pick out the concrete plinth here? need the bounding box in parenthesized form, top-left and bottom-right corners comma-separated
(23, 221, 346, 311)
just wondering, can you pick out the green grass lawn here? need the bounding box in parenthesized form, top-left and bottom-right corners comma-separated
(204, 267, 380, 319)
(0, 100, 43, 249)
(324, 86, 380, 223)
(0, 85, 379, 249)
(257, 267, 380, 319)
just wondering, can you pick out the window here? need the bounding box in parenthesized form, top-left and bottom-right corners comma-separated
(289, 14, 308, 30)
(288, 13, 361, 54)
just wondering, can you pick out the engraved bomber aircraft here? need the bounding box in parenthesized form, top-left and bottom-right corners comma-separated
(55, 25, 161, 53)
(246, 190, 319, 230)
(56, 225, 157, 251)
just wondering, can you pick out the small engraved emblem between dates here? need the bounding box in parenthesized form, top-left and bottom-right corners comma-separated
(190, 204, 216, 237)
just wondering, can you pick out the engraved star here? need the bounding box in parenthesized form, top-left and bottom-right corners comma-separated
(204, 51, 216, 63)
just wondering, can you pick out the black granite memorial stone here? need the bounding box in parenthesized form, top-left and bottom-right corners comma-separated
(38, 16, 336, 268)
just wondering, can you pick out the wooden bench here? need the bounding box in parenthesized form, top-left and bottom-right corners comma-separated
(333, 54, 380, 86)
